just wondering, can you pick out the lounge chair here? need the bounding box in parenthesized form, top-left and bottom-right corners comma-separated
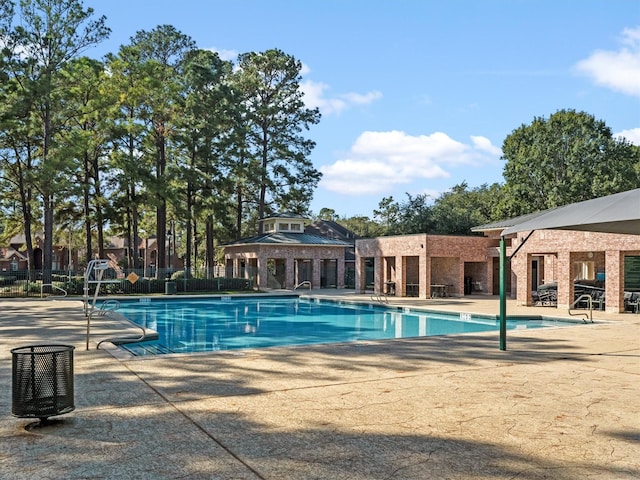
(591, 290, 605, 311)
(536, 288, 557, 306)
(624, 292, 639, 313)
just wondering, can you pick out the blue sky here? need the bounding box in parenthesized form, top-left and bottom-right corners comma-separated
(86, 0, 640, 217)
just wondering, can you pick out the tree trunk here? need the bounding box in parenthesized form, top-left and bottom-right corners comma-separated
(205, 217, 214, 276)
(155, 123, 167, 271)
(236, 186, 243, 240)
(132, 190, 140, 269)
(257, 129, 268, 233)
(83, 151, 93, 264)
(42, 101, 53, 287)
(185, 183, 193, 277)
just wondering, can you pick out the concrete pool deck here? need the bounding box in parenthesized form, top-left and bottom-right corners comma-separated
(0, 293, 638, 479)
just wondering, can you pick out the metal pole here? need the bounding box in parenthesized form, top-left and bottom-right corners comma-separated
(68, 230, 72, 282)
(86, 264, 104, 350)
(144, 237, 148, 278)
(499, 236, 507, 351)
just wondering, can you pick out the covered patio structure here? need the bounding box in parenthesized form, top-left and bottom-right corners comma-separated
(355, 234, 495, 298)
(474, 188, 640, 350)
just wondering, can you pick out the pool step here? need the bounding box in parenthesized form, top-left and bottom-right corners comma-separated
(125, 343, 175, 356)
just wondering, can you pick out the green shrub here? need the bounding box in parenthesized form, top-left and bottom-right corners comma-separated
(0, 275, 17, 286)
(170, 270, 185, 281)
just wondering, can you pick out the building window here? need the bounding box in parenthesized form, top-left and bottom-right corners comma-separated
(279, 223, 289, 231)
(290, 223, 301, 231)
(573, 261, 595, 281)
(11, 259, 18, 271)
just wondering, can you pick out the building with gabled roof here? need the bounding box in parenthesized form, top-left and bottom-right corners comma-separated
(222, 213, 352, 290)
(0, 246, 28, 272)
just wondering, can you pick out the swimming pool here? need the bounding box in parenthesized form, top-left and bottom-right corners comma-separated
(112, 296, 578, 356)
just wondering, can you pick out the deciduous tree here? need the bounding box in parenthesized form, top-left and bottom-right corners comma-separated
(501, 109, 639, 216)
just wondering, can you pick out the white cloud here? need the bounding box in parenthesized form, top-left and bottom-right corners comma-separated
(300, 62, 311, 76)
(319, 131, 502, 195)
(470, 135, 502, 156)
(207, 47, 239, 62)
(340, 91, 383, 105)
(575, 27, 640, 97)
(301, 79, 382, 115)
(615, 127, 640, 145)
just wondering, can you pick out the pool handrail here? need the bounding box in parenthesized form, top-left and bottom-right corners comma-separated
(370, 292, 389, 304)
(95, 301, 157, 349)
(568, 294, 594, 323)
(40, 283, 68, 298)
(294, 281, 312, 291)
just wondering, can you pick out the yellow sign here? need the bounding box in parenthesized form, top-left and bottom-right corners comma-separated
(127, 272, 139, 284)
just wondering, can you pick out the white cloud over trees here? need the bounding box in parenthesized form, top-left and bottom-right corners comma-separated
(301, 79, 382, 115)
(615, 128, 640, 145)
(319, 131, 502, 195)
(575, 26, 640, 97)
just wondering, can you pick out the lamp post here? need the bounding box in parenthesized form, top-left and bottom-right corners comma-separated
(144, 237, 148, 278)
(167, 221, 174, 276)
(168, 233, 172, 271)
(139, 229, 148, 278)
(68, 229, 72, 282)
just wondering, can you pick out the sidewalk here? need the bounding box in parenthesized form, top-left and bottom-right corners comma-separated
(1, 294, 638, 479)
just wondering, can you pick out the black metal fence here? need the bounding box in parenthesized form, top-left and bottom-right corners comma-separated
(0, 268, 253, 298)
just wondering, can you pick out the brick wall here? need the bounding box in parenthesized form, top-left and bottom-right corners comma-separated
(509, 230, 640, 312)
(356, 234, 493, 297)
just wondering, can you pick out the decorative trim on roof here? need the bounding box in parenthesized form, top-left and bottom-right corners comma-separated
(224, 232, 351, 247)
(260, 212, 309, 220)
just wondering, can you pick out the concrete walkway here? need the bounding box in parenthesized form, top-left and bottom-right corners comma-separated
(0, 293, 638, 479)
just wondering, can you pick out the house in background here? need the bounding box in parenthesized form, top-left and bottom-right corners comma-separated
(223, 213, 353, 290)
(6, 234, 72, 271)
(0, 246, 28, 272)
(103, 236, 184, 275)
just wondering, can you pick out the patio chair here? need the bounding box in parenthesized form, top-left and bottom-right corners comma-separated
(532, 291, 540, 305)
(624, 292, 639, 313)
(591, 290, 605, 311)
(536, 289, 557, 306)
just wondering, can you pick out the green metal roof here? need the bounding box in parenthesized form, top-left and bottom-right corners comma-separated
(224, 232, 351, 247)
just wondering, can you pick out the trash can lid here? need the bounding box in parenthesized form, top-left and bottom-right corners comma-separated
(11, 344, 75, 354)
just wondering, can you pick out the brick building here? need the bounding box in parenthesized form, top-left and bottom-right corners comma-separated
(355, 229, 639, 314)
(355, 234, 498, 298)
(223, 214, 352, 290)
(483, 228, 640, 313)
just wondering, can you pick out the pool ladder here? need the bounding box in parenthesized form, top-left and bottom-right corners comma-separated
(568, 294, 594, 323)
(371, 292, 389, 304)
(92, 300, 158, 349)
(294, 281, 312, 291)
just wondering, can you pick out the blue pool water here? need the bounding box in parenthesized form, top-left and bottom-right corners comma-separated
(114, 296, 576, 356)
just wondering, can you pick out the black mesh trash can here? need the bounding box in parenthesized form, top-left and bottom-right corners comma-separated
(11, 345, 75, 420)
